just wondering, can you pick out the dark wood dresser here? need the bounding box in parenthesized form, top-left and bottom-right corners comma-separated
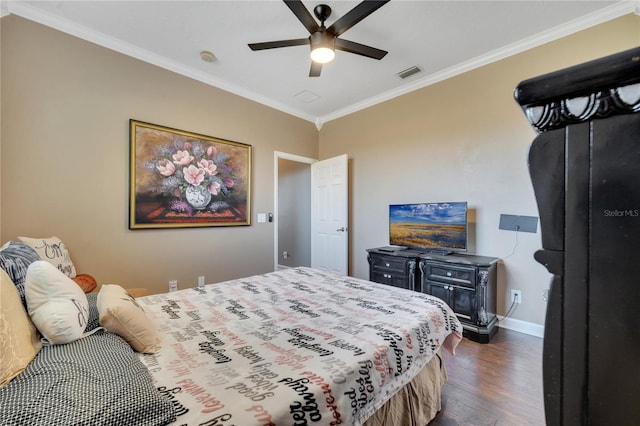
(515, 47, 640, 425)
(366, 248, 419, 291)
(367, 248, 498, 342)
(419, 253, 498, 343)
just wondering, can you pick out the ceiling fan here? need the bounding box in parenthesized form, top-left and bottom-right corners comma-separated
(248, 0, 390, 77)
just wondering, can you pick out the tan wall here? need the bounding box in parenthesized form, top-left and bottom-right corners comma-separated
(2, 12, 639, 326)
(319, 14, 640, 326)
(1, 16, 318, 294)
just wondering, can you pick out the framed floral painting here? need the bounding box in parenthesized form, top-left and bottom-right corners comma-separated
(129, 120, 252, 229)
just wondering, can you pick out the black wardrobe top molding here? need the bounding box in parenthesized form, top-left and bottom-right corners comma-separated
(515, 46, 640, 107)
(514, 46, 640, 133)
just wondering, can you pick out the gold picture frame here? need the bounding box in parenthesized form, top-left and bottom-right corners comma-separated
(129, 120, 251, 229)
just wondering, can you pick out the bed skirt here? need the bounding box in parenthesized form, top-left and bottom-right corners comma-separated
(364, 351, 446, 426)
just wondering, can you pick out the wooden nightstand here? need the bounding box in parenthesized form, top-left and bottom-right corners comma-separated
(125, 288, 149, 298)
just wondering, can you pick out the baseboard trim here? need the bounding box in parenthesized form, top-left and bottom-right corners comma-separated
(497, 316, 544, 338)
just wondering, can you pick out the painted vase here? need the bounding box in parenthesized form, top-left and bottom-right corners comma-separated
(185, 185, 212, 210)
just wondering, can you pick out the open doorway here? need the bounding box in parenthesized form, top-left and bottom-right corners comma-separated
(274, 152, 315, 270)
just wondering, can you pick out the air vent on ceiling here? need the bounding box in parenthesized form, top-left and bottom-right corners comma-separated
(397, 65, 423, 80)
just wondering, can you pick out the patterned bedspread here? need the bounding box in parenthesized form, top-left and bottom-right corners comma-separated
(138, 267, 462, 426)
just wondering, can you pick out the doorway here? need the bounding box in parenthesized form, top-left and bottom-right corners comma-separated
(274, 152, 315, 270)
(274, 152, 349, 274)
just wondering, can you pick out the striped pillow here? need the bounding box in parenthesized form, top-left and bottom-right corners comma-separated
(0, 242, 41, 307)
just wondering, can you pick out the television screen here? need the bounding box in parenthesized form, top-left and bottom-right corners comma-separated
(389, 202, 467, 252)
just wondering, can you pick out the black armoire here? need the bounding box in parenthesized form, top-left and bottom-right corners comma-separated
(515, 47, 640, 425)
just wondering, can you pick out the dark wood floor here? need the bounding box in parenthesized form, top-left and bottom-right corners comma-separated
(430, 328, 545, 426)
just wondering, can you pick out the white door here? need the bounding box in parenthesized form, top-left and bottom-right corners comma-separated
(311, 154, 348, 274)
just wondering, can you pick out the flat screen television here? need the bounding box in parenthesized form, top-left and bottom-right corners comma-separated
(389, 202, 468, 253)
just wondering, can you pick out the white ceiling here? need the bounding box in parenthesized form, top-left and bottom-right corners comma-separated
(4, 1, 637, 128)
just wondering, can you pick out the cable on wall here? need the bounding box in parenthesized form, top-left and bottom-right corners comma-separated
(499, 299, 519, 322)
(500, 225, 520, 259)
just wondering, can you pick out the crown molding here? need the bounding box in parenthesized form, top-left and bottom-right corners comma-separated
(6, 0, 636, 129)
(317, 1, 638, 126)
(6, 1, 317, 124)
(1, 1, 10, 18)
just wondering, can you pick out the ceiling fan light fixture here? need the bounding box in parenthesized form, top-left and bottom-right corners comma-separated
(310, 31, 335, 64)
(310, 46, 335, 64)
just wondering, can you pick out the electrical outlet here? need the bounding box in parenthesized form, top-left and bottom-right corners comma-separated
(510, 289, 522, 304)
(169, 280, 178, 292)
(198, 276, 205, 288)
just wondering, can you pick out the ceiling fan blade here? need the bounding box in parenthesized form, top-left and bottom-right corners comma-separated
(327, 0, 390, 37)
(284, 0, 319, 34)
(309, 62, 322, 77)
(248, 38, 309, 51)
(334, 38, 387, 60)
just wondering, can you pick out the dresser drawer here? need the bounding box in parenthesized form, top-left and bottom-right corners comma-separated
(423, 262, 476, 288)
(370, 271, 412, 290)
(370, 255, 407, 273)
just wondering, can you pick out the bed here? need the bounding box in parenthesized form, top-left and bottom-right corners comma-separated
(1, 266, 462, 426)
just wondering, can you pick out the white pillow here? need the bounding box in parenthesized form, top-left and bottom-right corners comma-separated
(18, 236, 77, 278)
(98, 284, 160, 354)
(25, 261, 88, 344)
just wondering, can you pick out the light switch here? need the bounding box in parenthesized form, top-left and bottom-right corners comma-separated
(257, 213, 266, 223)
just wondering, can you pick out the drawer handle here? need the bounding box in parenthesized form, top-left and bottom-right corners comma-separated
(446, 272, 452, 277)
(385, 263, 390, 267)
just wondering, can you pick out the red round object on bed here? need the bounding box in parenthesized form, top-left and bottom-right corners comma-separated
(71, 273, 98, 293)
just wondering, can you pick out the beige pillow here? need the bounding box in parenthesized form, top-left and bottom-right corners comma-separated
(18, 236, 77, 278)
(97, 284, 160, 354)
(0, 269, 42, 387)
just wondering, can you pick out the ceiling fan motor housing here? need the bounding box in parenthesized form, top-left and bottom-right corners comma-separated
(310, 31, 335, 50)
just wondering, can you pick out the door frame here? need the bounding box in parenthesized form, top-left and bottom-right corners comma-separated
(273, 151, 317, 271)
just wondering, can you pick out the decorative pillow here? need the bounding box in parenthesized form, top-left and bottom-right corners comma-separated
(0, 269, 42, 387)
(18, 236, 77, 278)
(71, 273, 98, 293)
(85, 293, 101, 332)
(0, 332, 176, 425)
(0, 241, 41, 307)
(25, 261, 89, 345)
(97, 284, 160, 354)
